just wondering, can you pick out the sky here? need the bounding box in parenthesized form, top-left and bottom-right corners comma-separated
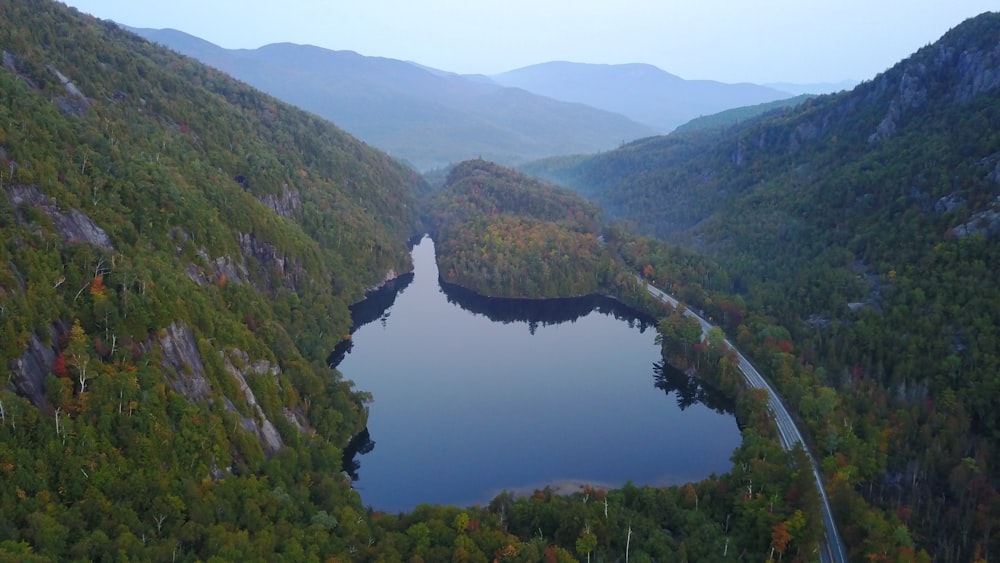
(61, 1, 997, 85)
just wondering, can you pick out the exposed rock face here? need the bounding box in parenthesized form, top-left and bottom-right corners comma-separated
(935, 193, 967, 214)
(1, 50, 16, 72)
(365, 268, 399, 293)
(158, 321, 291, 456)
(158, 322, 213, 402)
(221, 349, 285, 456)
(259, 184, 301, 218)
(952, 41, 1000, 102)
(868, 25, 1000, 143)
(186, 229, 308, 291)
(8, 318, 296, 456)
(951, 198, 1000, 239)
(58, 208, 113, 248)
(46, 64, 90, 116)
(2, 49, 39, 89)
(868, 66, 928, 143)
(7, 324, 63, 410)
(186, 248, 249, 287)
(283, 407, 307, 434)
(4, 184, 113, 250)
(237, 232, 305, 291)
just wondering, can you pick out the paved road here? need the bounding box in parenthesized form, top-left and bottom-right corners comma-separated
(642, 280, 848, 563)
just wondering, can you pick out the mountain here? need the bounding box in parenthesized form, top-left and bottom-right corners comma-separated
(525, 12, 1000, 560)
(491, 61, 795, 132)
(0, 3, 836, 559)
(427, 159, 610, 299)
(765, 80, 859, 95)
(129, 28, 656, 171)
(671, 94, 814, 134)
(0, 1, 429, 558)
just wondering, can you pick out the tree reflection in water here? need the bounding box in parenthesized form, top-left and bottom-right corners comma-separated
(653, 361, 735, 415)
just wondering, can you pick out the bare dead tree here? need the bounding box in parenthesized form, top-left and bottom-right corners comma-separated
(154, 514, 167, 533)
(625, 523, 632, 563)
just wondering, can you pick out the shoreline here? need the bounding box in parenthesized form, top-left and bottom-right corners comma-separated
(486, 478, 625, 501)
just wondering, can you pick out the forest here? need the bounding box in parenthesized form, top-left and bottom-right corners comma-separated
(426, 159, 658, 312)
(0, 0, 425, 558)
(1, 0, 997, 561)
(529, 13, 1000, 562)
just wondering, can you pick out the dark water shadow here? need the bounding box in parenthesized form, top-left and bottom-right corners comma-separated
(333, 274, 413, 481)
(438, 278, 657, 335)
(327, 272, 414, 369)
(653, 361, 735, 415)
(341, 427, 375, 482)
(339, 270, 735, 491)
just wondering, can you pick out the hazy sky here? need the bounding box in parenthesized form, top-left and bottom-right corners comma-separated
(62, 1, 996, 84)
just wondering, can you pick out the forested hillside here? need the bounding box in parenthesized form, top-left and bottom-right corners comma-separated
(428, 160, 617, 299)
(0, 0, 424, 558)
(671, 94, 813, 134)
(531, 12, 1000, 561)
(5, 0, 998, 560)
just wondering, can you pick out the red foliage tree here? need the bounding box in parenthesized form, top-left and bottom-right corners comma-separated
(53, 352, 69, 378)
(771, 521, 791, 558)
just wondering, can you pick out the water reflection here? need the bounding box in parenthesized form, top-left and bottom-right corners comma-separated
(341, 427, 375, 481)
(439, 278, 657, 335)
(653, 361, 736, 415)
(334, 237, 740, 511)
(328, 272, 414, 369)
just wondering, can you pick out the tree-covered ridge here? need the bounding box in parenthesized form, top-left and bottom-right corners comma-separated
(428, 159, 628, 299)
(0, 0, 426, 559)
(437, 215, 610, 298)
(538, 12, 1000, 560)
(671, 94, 813, 135)
(435, 159, 601, 231)
(618, 235, 932, 560)
(521, 130, 726, 240)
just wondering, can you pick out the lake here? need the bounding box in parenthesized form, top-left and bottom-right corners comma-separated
(334, 236, 741, 513)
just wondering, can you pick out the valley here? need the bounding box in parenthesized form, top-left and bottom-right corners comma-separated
(335, 237, 740, 513)
(1, 1, 998, 561)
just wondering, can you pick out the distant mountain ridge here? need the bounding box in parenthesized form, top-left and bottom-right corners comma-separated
(130, 28, 657, 170)
(764, 80, 858, 95)
(490, 61, 797, 132)
(536, 13, 1000, 246)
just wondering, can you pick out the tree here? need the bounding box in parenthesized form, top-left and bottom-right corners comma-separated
(453, 512, 470, 535)
(53, 353, 69, 379)
(66, 319, 92, 393)
(575, 526, 597, 563)
(771, 521, 791, 561)
(656, 307, 703, 362)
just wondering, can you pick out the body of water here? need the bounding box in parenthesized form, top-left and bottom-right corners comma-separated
(334, 236, 741, 512)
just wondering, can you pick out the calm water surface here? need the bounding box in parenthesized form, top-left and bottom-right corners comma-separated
(335, 237, 740, 512)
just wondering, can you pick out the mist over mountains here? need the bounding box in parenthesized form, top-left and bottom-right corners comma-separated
(5, 1, 1000, 560)
(130, 27, 822, 170)
(489, 61, 796, 132)
(131, 28, 658, 170)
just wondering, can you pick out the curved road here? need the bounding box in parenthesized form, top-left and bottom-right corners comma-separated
(642, 280, 848, 563)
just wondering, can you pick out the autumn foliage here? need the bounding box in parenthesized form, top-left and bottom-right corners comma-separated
(88, 274, 105, 297)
